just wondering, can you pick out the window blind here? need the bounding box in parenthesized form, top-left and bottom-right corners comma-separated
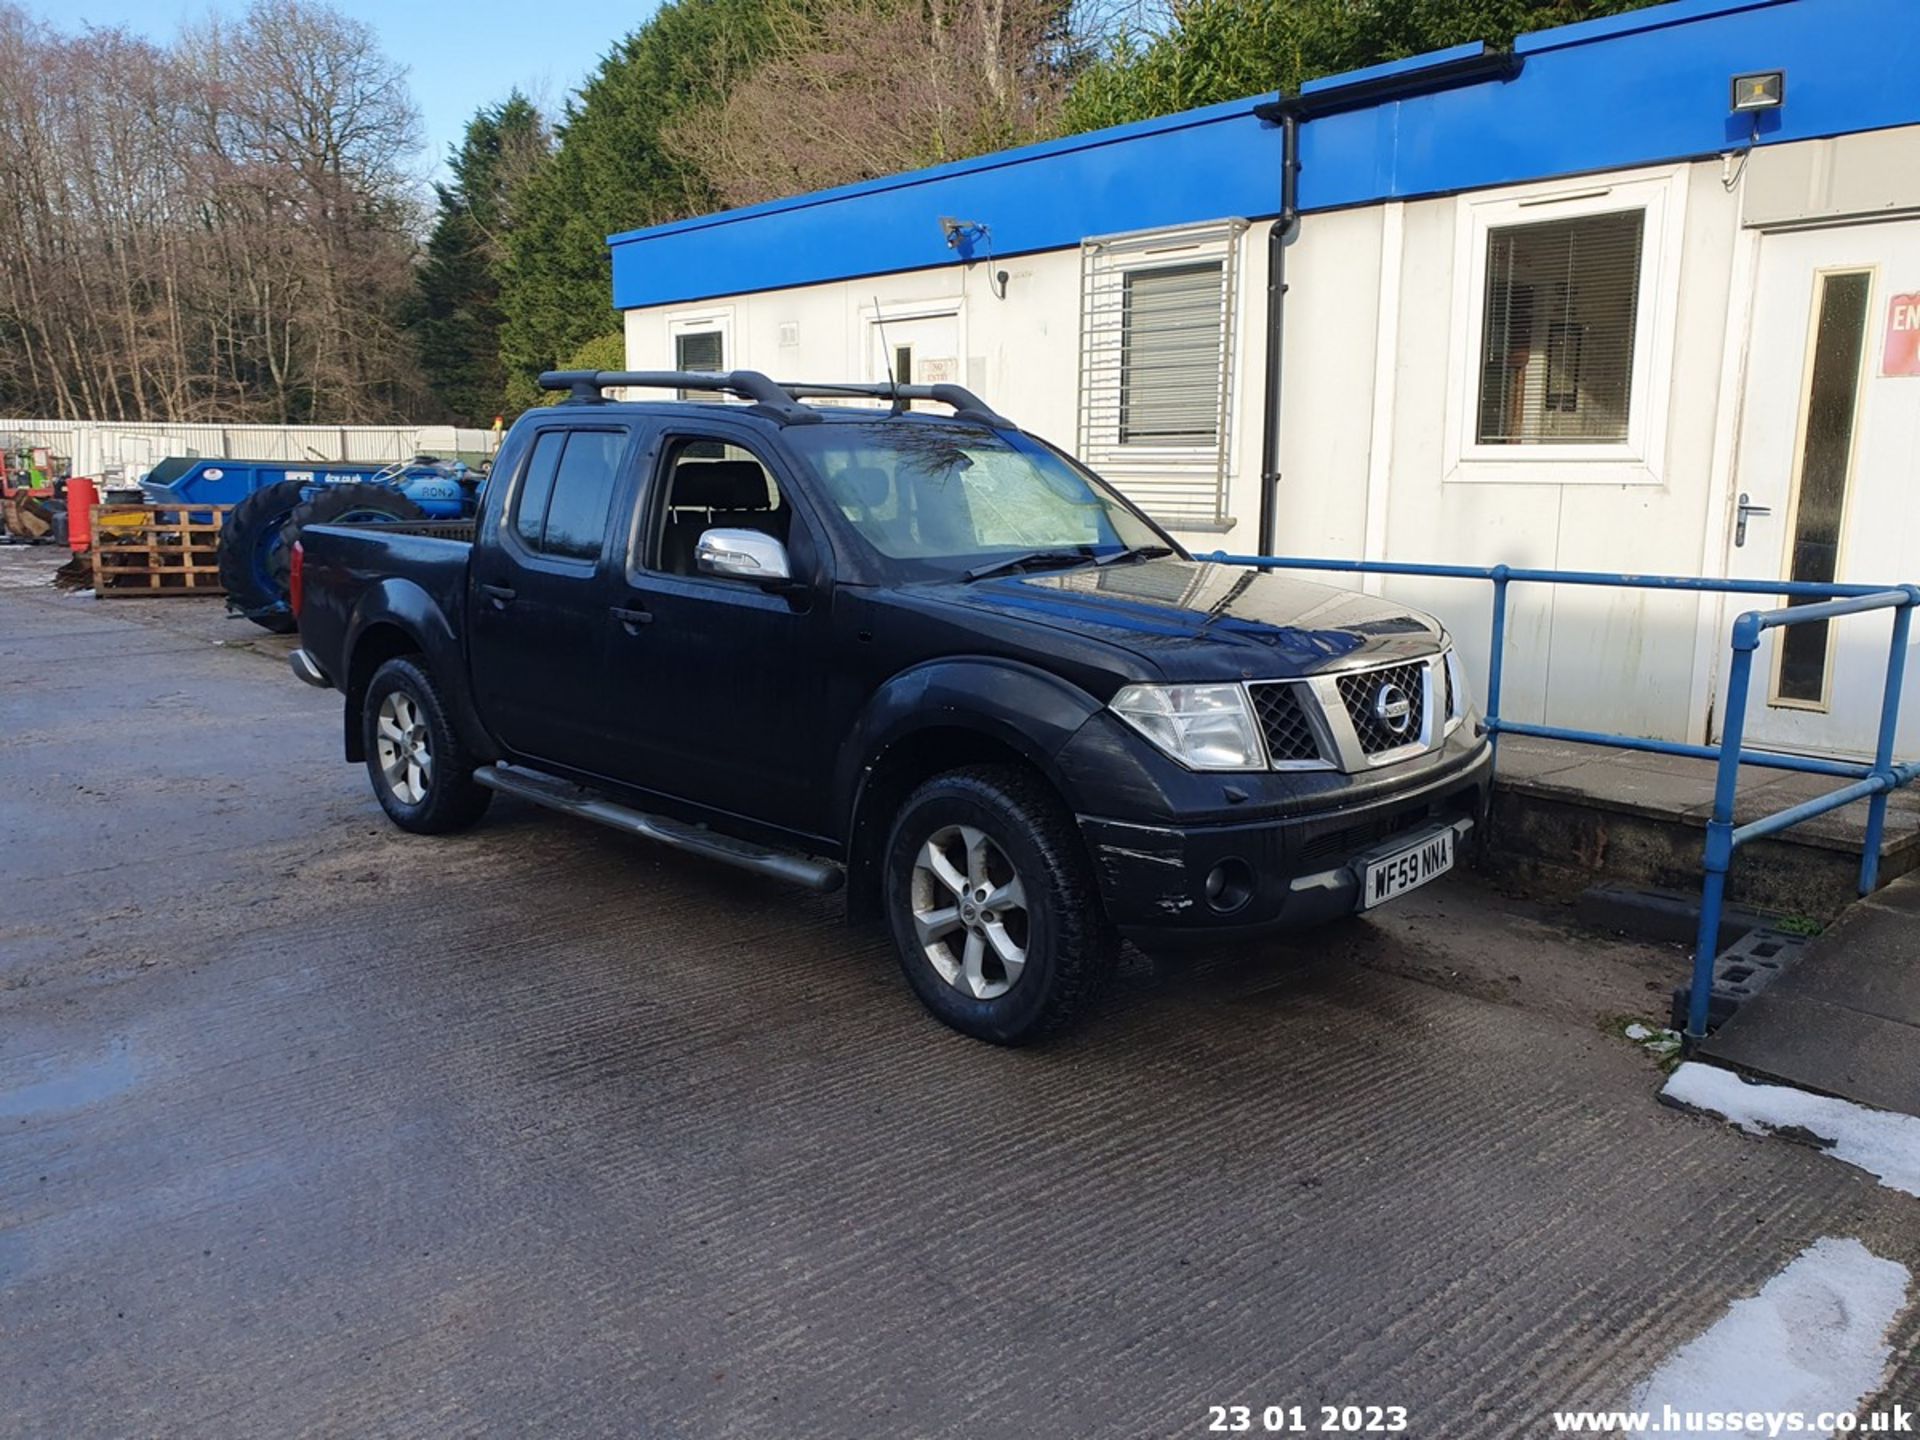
(675, 330, 725, 402)
(676, 331, 723, 372)
(1476, 210, 1644, 445)
(1119, 263, 1226, 444)
(1077, 219, 1245, 529)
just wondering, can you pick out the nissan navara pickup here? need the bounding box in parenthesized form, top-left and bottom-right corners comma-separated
(288, 371, 1490, 1044)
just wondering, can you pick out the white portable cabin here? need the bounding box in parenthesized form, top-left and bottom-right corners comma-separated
(608, 0, 1920, 759)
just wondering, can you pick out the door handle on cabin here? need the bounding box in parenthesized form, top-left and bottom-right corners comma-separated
(479, 583, 516, 607)
(1734, 493, 1772, 549)
(609, 605, 653, 630)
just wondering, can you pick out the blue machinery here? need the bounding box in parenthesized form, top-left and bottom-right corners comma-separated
(1207, 554, 1920, 1047)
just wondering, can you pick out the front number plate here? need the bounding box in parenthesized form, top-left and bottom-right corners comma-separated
(1360, 830, 1455, 910)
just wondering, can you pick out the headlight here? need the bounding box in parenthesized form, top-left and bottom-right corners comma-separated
(1110, 683, 1266, 771)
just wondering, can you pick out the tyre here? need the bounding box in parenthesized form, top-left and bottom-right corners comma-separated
(883, 764, 1117, 1045)
(219, 480, 310, 632)
(361, 656, 492, 834)
(283, 483, 425, 560)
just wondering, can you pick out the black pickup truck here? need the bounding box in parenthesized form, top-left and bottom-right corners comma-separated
(289, 370, 1490, 1043)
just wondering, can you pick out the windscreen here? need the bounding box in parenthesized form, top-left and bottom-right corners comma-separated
(782, 422, 1167, 577)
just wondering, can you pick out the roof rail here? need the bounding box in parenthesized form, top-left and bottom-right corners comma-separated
(537, 369, 820, 423)
(536, 369, 1015, 428)
(776, 381, 1013, 428)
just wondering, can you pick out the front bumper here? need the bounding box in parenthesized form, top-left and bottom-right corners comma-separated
(1077, 740, 1492, 939)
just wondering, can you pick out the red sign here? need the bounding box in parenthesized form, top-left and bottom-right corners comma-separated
(1885, 292, 1920, 377)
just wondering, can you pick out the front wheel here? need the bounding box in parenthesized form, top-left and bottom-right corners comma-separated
(361, 656, 492, 834)
(883, 764, 1117, 1045)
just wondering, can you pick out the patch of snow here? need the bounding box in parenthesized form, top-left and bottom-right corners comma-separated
(1632, 1237, 1910, 1420)
(1664, 1062, 1920, 1198)
(1626, 1022, 1654, 1040)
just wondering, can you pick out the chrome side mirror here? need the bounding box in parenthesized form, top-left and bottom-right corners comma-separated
(696, 528, 792, 583)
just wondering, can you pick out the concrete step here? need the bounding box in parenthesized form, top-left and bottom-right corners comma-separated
(1484, 737, 1920, 920)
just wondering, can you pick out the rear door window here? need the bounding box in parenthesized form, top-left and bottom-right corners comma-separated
(511, 427, 629, 562)
(511, 431, 566, 550)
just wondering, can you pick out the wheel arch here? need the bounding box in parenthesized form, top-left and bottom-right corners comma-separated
(340, 581, 495, 765)
(839, 660, 1100, 924)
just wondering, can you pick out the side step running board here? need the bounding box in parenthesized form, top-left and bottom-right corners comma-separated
(472, 765, 845, 893)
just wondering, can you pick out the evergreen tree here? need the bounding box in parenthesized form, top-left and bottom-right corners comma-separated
(412, 94, 548, 423)
(498, 0, 790, 409)
(1063, 0, 1664, 133)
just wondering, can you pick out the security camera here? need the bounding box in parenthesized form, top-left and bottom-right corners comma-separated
(939, 216, 985, 248)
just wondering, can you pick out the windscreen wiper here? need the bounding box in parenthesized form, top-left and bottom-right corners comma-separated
(1093, 544, 1176, 567)
(964, 545, 1100, 583)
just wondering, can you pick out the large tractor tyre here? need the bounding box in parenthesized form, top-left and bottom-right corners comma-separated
(361, 656, 493, 835)
(883, 764, 1119, 1046)
(219, 480, 311, 633)
(283, 483, 426, 560)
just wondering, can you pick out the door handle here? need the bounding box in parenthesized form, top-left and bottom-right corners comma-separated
(1735, 492, 1772, 549)
(479, 583, 517, 608)
(609, 604, 653, 630)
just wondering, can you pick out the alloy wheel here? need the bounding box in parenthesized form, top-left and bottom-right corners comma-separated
(909, 824, 1031, 999)
(375, 691, 432, 805)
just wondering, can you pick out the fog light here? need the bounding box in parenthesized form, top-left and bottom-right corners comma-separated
(1203, 859, 1254, 914)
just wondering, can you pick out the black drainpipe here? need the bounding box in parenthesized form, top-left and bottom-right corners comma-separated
(1255, 107, 1301, 558)
(1250, 49, 1523, 558)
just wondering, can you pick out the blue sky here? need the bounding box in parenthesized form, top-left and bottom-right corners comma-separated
(24, 0, 665, 177)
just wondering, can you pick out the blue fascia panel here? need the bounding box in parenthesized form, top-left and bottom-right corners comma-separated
(610, 0, 1920, 310)
(604, 92, 1265, 247)
(610, 106, 1281, 308)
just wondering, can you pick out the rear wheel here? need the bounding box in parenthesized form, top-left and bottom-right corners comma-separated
(884, 764, 1117, 1045)
(219, 480, 309, 632)
(361, 656, 492, 834)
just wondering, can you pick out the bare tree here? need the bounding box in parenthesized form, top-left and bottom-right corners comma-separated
(0, 0, 426, 424)
(662, 0, 1078, 210)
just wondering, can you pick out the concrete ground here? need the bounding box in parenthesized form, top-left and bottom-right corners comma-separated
(2, 544, 1916, 1438)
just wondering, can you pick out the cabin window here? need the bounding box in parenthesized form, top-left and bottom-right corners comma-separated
(1077, 219, 1247, 529)
(1476, 210, 1644, 445)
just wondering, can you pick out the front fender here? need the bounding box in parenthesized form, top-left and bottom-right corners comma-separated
(342, 579, 496, 764)
(834, 658, 1105, 924)
(837, 657, 1102, 831)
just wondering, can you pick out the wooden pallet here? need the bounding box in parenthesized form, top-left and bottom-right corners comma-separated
(90, 503, 230, 597)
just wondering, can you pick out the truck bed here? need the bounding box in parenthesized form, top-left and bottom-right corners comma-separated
(295, 521, 474, 689)
(361, 519, 478, 544)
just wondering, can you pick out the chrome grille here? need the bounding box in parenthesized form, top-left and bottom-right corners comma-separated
(1335, 662, 1427, 755)
(1444, 655, 1457, 720)
(1249, 682, 1322, 764)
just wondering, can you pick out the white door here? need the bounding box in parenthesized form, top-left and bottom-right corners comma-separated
(1719, 220, 1920, 758)
(866, 308, 962, 393)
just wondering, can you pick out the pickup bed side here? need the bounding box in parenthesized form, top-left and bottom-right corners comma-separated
(296, 525, 496, 767)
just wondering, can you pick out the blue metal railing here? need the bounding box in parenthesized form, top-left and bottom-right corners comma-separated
(1204, 553, 1920, 1045)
